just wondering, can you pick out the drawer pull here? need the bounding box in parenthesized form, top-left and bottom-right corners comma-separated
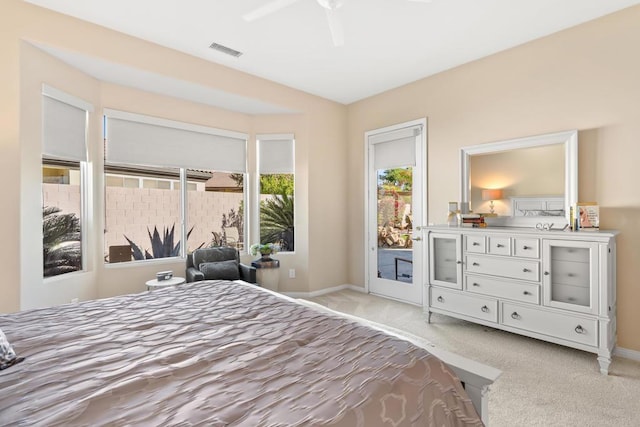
(523, 245, 530, 250)
(511, 312, 521, 320)
(472, 242, 480, 246)
(496, 244, 504, 248)
(456, 260, 462, 265)
(437, 296, 444, 303)
(544, 271, 550, 276)
(523, 268, 531, 273)
(523, 291, 531, 295)
(567, 273, 575, 277)
(472, 262, 479, 266)
(481, 305, 489, 313)
(472, 282, 480, 287)
(575, 325, 585, 334)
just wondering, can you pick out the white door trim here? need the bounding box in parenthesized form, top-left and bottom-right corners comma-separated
(363, 118, 427, 303)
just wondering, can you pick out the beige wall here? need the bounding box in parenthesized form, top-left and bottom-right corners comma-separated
(1, 0, 347, 311)
(347, 5, 640, 352)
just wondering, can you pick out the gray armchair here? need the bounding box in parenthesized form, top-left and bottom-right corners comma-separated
(186, 246, 256, 284)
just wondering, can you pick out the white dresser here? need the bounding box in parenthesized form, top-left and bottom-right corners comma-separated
(424, 226, 618, 374)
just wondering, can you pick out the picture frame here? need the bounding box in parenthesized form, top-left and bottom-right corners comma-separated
(576, 202, 599, 230)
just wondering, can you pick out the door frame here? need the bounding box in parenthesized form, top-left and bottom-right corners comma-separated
(363, 118, 427, 304)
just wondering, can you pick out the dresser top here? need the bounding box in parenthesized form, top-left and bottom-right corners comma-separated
(424, 225, 618, 240)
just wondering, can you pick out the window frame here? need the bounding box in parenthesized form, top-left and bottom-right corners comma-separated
(103, 111, 249, 264)
(256, 134, 295, 254)
(41, 85, 92, 279)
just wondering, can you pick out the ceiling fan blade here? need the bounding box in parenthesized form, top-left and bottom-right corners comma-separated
(324, 9, 344, 47)
(243, 0, 302, 22)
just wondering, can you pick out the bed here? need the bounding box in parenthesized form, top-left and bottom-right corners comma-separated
(0, 281, 499, 426)
(510, 196, 565, 217)
(484, 195, 567, 228)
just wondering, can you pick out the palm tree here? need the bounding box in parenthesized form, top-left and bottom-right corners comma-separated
(260, 194, 294, 251)
(43, 206, 82, 277)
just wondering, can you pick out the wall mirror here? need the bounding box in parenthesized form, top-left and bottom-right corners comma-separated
(460, 130, 578, 228)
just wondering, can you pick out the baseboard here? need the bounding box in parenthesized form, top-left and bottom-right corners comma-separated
(614, 346, 640, 362)
(283, 284, 366, 299)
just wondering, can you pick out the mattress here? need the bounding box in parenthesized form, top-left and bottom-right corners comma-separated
(0, 280, 482, 426)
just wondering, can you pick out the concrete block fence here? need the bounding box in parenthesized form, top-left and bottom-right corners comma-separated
(43, 184, 243, 260)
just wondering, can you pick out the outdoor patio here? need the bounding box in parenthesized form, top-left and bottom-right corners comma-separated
(377, 248, 413, 283)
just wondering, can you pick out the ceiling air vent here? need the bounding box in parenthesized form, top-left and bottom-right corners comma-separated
(209, 42, 243, 58)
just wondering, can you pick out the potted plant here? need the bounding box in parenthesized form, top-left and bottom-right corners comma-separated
(249, 243, 279, 261)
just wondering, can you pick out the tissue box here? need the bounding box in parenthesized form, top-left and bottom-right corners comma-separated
(156, 270, 173, 281)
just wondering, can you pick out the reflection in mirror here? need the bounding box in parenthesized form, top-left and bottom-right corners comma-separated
(470, 144, 564, 216)
(460, 130, 577, 227)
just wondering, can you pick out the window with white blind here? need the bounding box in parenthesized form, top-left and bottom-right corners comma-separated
(103, 110, 248, 263)
(257, 134, 295, 252)
(41, 85, 92, 278)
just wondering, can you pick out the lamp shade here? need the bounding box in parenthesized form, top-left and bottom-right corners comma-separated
(482, 189, 503, 201)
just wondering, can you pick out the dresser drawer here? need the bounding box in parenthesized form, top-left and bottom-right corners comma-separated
(501, 302, 598, 347)
(514, 238, 540, 259)
(465, 235, 486, 254)
(466, 274, 539, 304)
(431, 288, 498, 323)
(550, 283, 591, 307)
(434, 237, 457, 250)
(433, 262, 458, 284)
(550, 259, 590, 287)
(488, 236, 511, 255)
(466, 255, 540, 282)
(550, 246, 590, 263)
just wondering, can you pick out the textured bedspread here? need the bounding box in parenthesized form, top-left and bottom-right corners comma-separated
(0, 281, 481, 426)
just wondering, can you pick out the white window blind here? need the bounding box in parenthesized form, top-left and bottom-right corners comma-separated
(371, 126, 420, 170)
(42, 86, 91, 162)
(258, 134, 294, 174)
(105, 110, 248, 173)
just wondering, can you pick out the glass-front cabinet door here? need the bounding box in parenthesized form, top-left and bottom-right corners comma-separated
(429, 232, 462, 289)
(542, 239, 599, 314)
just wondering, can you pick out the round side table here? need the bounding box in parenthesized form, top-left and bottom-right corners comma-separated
(146, 276, 186, 291)
(251, 257, 280, 291)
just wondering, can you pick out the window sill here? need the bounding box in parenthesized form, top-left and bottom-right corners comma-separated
(104, 257, 185, 269)
(43, 269, 90, 283)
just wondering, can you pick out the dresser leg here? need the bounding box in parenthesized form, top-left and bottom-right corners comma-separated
(597, 355, 611, 375)
(426, 311, 432, 324)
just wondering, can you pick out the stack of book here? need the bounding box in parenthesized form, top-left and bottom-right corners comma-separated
(461, 213, 485, 227)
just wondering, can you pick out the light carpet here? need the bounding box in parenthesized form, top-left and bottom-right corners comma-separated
(306, 290, 640, 427)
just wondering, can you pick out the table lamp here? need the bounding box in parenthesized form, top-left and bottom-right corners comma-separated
(482, 189, 503, 214)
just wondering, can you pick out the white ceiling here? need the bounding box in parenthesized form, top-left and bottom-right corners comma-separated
(25, 0, 640, 105)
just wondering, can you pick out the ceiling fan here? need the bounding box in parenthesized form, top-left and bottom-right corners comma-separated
(243, 0, 432, 47)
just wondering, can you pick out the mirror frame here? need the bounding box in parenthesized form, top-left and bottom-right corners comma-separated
(460, 130, 578, 227)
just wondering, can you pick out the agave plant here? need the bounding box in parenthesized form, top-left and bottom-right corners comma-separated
(125, 225, 201, 260)
(43, 206, 82, 277)
(260, 194, 294, 251)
